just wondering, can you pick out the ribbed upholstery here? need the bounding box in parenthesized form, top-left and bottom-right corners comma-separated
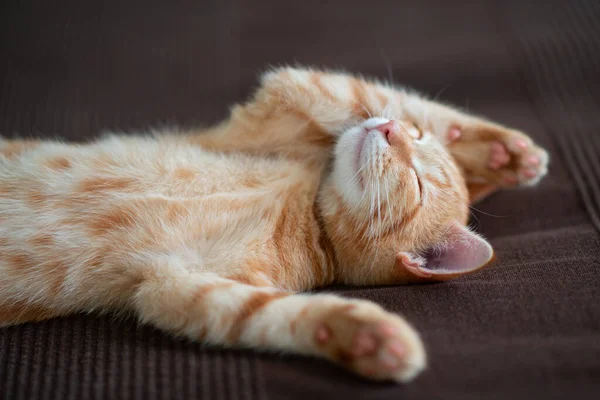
(508, 0, 600, 232)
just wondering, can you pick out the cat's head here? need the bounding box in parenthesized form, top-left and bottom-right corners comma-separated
(320, 117, 494, 284)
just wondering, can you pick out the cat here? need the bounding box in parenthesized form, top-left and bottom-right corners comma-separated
(0, 66, 548, 382)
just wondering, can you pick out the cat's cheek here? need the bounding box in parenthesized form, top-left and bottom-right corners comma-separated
(331, 130, 367, 207)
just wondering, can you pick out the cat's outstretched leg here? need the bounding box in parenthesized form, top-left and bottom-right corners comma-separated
(185, 66, 549, 203)
(0, 244, 425, 381)
(259, 68, 550, 200)
(134, 271, 426, 382)
(184, 67, 396, 158)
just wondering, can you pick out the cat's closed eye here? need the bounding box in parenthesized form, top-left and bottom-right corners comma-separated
(407, 123, 424, 140)
(412, 168, 424, 203)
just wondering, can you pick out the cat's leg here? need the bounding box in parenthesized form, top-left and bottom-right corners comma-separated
(402, 99, 550, 203)
(0, 246, 424, 381)
(260, 69, 550, 198)
(254, 69, 549, 201)
(184, 66, 549, 202)
(253, 70, 550, 202)
(184, 67, 398, 157)
(134, 271, 426, 382)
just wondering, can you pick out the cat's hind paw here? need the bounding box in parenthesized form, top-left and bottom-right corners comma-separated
(314, 303, 426, 382)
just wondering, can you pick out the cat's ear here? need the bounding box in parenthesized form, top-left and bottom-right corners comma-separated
(396, 222, 494, 280)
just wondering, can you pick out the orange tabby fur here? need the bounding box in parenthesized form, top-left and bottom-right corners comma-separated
(0, 67, 548, 382)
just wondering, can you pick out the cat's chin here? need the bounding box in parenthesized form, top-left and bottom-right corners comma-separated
(352, 118, 392, 191)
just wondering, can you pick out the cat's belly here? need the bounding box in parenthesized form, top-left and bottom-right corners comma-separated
(0, 136, 323, 285)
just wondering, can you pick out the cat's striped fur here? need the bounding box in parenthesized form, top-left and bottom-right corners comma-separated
(0, 67, 548, 382)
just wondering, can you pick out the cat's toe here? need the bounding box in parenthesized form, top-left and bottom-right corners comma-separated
(486, 136, 549, 187)
(525, 155, 541, 166)
(348, 320, 426, 383)
(378, 339, 406, 369)
(515, 146, 549, 186)
(507, 136, 530, 153)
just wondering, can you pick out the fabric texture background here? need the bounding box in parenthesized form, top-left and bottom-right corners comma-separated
(1, 1, 599, 399)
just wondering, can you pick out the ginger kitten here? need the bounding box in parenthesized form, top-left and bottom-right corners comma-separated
(0, 67, 548, 382)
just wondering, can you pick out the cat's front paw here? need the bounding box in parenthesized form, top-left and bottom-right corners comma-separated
(485, 136, 549, 187)
(312, 302, 426, 382)
(448, 125, 549, 188)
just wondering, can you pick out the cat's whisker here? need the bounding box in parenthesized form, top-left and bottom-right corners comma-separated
(381, 103, 394, 121)
(367, 178, 383, 275)
(468, 205, 506, 218)
(468, 208, 481, 230)
(370, 178, 378, 238)
(431, 84, 452, 104)
(379, 47, 395, 85)
(422, 107, 433, 134)
(385, 180, 394, 234)
(348, 161, 369, 186)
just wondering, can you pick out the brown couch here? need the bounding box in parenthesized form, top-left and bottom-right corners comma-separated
(1, 1, 599, 399)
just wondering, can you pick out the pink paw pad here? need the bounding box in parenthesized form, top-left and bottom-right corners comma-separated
(488, 141, 511, 170)
(379, 341, 406, 369)
(447, 127, 462, 142)
(525, 155, 540, 166)
(352, 330, 377, 356)
(315, 325, 331, 345)
(379, 322, 400, 337)
(350, 322, 408, 370)
(522, 168, 538, 179)
(514, 138, 528, 150)
(489, 136, 547, 186)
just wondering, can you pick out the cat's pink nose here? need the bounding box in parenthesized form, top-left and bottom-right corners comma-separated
(373, 120, 403, 145)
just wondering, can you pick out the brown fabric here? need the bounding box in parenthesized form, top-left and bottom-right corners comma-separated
(1, 0, 600, 399)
